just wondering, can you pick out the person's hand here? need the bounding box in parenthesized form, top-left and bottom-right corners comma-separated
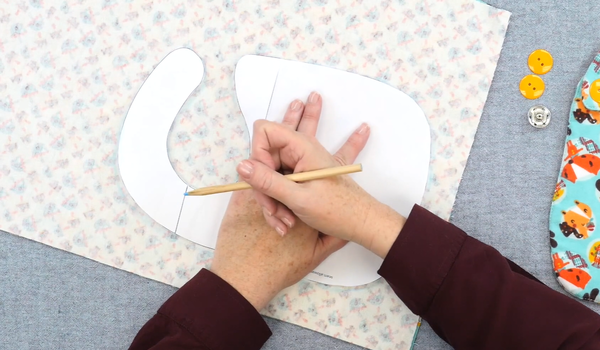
(236, 93, 405, 258)
(211, 92, 346, 310)
(210, 190, 345, 310)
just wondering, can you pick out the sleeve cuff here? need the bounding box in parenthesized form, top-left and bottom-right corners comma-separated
(378, 204, 467, 316)
(158, 268, 272, 350)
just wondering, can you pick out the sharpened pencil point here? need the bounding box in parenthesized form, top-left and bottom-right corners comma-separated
(184, 192, 189, 196)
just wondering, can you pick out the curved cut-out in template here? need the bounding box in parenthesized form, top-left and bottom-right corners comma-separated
(118, 50, 431, 287)
(119, 48, 204, 233)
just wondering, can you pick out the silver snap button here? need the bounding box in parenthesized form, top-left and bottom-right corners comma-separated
(528, 105, 551, 128)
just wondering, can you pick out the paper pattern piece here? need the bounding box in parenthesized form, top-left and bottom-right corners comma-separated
(0, 1, 510, 348)
(123, 52, 430, 287)
(119, 48, 205, 235)
(262, 57, 430, 285)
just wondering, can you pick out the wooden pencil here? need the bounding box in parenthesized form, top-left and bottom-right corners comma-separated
(184, 163, 362, 196)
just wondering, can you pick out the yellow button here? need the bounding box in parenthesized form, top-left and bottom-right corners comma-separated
(520, 75, 545, 100)
(590, 79, 600, 104)
(528, 49, 553, 75)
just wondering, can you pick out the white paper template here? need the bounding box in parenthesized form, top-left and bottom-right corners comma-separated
(234, 55, 283, 138)
(118, 48, 204, 233)
(118, 52, 430, 286)
(262, 59, 430, 285)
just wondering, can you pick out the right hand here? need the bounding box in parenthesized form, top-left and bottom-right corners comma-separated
(237, 108, 406, 258)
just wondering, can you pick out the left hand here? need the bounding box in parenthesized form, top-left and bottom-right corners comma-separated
(210, 190, 345, 310)
(211, 93, 346, 310)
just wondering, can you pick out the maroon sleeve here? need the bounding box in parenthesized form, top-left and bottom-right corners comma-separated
(378, 205, 600, 350)
(129, 269, 272, 350)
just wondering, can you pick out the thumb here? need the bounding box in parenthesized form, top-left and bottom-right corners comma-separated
(237, 159, 297, 204)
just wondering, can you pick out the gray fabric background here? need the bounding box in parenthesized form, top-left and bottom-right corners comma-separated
(2, 1, 600, 349)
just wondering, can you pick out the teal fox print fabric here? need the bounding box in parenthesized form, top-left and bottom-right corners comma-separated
(550, 51, 600, 303)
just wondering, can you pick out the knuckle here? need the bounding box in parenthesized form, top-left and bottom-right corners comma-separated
(258, 172, 274, 191)
(333, 154, 347, 166)
(348, 132, 361, 145)
(302, 112, 316, 120)
(274, 203, 291, 220)
(294, 201, 307, 214)
(253, 119, 271, 132)
(293, 194, 310, 214)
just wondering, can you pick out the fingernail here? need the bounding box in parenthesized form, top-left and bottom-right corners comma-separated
(357, 123, 369, 135)
(275, 226, 285, 237)
(262, 207, 272, 217)
(309, 92, 320, 103)
(238, 160, 254, 178)
(282, 217, 293, 228)
(290, 100, 302, 111)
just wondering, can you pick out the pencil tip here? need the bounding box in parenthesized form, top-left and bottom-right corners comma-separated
(184, 192, 189, 196)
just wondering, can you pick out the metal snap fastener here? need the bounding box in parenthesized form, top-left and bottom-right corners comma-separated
(528, 105, 551, 128)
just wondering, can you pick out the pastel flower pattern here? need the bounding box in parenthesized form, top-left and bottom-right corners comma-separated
(0, 0, 509, 348)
